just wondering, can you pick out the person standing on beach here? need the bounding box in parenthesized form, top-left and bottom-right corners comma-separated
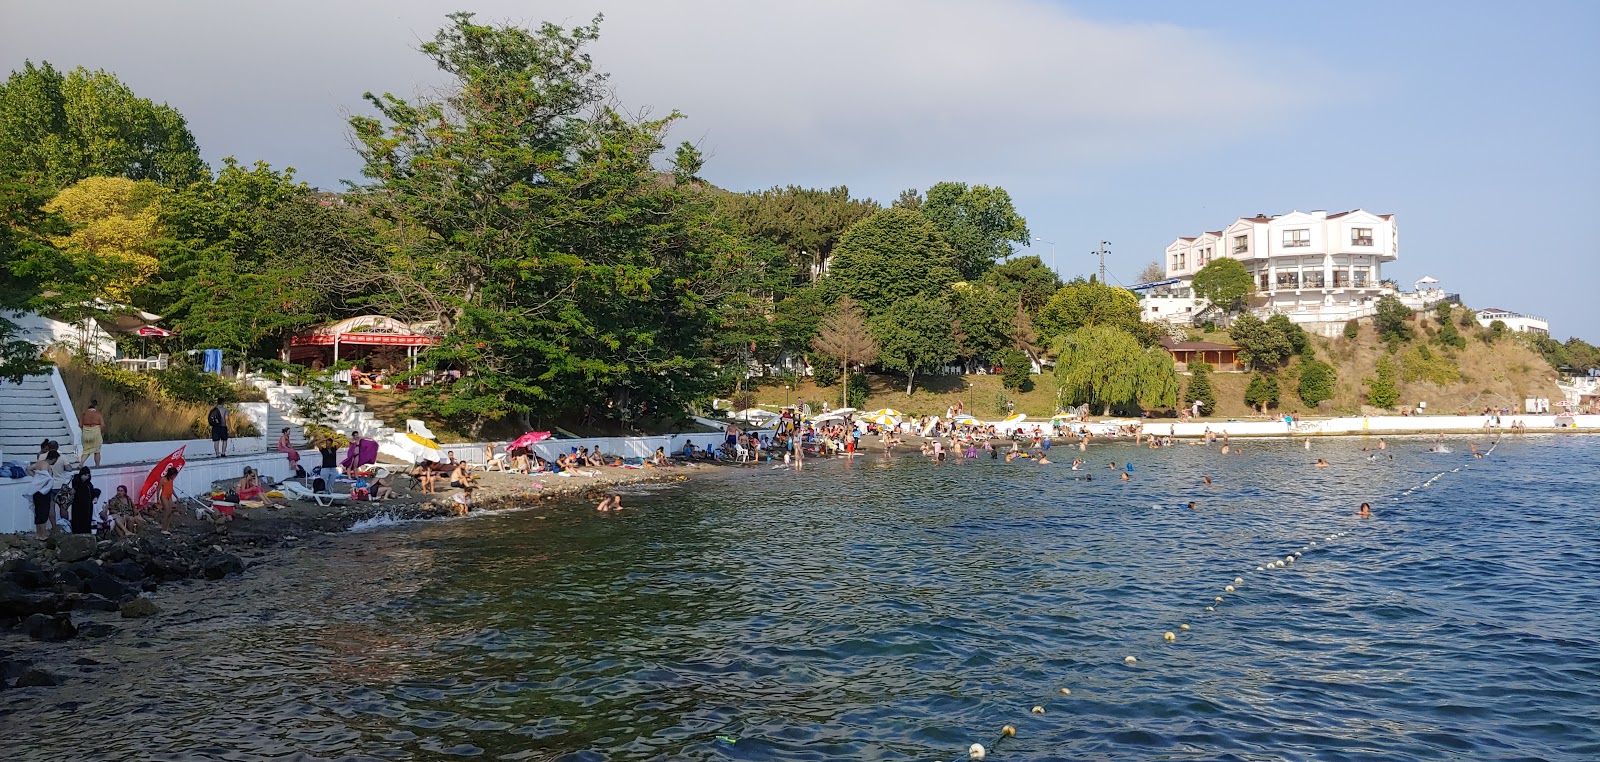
(28, 450, 61, 539)
(80, 399, 104, 466)
(208, 400, 230, 457)
(68, 467, 100, 534)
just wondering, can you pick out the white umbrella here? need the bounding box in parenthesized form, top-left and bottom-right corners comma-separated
(832, 407, 857, 415)
(1415, 276, 1439, 286)
(862, 411, 902, 426)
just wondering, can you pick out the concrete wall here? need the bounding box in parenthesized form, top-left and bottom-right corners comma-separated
(1142, 414, 1599, 438)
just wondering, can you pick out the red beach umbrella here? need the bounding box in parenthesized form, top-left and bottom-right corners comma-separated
(136, 446, 187, 509)
(135, 325, 176, 337)
(508, 431, 552, 450)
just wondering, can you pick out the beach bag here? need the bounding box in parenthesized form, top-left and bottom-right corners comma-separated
(6, 463, 24, 479)
(313, 477, 328, 494)
(351, 487, 370, 501)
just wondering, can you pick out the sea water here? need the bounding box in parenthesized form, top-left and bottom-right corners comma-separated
(3, 436, 1597, 760)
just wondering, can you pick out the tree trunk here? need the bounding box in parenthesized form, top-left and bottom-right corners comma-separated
(1103, 402, 1112, 416)
(840, 361, 849, 407)
(905, 369, 916, 396)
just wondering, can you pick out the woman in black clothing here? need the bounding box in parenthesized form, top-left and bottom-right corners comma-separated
(69, 467, 101, 534)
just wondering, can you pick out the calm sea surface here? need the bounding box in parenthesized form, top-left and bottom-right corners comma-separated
(4, 435, 1599, 761)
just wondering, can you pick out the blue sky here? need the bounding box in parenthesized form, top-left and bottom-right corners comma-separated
(3, 1, 1596, 337)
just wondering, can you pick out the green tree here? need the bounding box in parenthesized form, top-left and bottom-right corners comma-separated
(0, 61, 205, 191)
(1036, 278, 1142, 343)
(1191, 258, 1253, 316)
(1229, 313, 1293, 369)
(1296, 359, 1337, 406)
(1184, 361, 1217, 416)
(1434, 301, 1453, 323)
(1487, 319, 1508, 341)
(346, 13, 740, 432)
(949, 283, 1011, 362)
(825, 207, 959, 315)
(981, 254, 1060, 313)
(1244, 372, 1280, 410)
(1375, 295, 1414, 343)
(1133, 347, 1179, 410)
(44, 176, 166, 302)
(1265, 313, 1310, 355)
(721, 185, 878, 284)
(1435, 318, 1465, 349)
(0, 178, 68, 381)
(873, 295, 956, 395)
(917, 181, 1031, 280)
(146, 160, 335, 373)
(772, 287, 833, 357)
(1054, 324, 1142, 415)
(810, 296, 879, 407)
(1366, 355, 1400, 409)
(996, 347, 1031, 392)
(1344, 319, 1360, 340)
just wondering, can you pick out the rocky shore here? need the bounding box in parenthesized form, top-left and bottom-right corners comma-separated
(0, 462, 712, 689)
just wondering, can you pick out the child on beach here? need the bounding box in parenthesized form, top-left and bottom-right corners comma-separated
(452, 487, 473, 516)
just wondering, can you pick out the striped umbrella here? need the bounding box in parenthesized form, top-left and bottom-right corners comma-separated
(862, 409, 902, 426)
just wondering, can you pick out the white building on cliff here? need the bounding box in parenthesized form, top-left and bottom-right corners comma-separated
(1141, 209, 1401, 330)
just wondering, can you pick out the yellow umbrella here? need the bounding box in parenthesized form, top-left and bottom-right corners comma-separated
(1004, 413, 1028, 423)
(862, 410, 902, 426)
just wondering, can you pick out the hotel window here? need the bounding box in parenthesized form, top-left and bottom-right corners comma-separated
(1351, 228, 1373, 246)
(1283, 229, 1310, 247)
(1304, 271, 1325, 288)
(1178, 253, 1187, 269)
(1276, 271, 1300, 288)
(1353, 269, 1369, 287)
(1171, 255, 1178, 270)
(1233, 235, 1248, 253)
(1333, 271, 1348, 288)
(1259, 273, 1270, 289)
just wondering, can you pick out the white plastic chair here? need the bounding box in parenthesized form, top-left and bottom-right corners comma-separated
(735, 444, 752, 464)
(280, 481, 350, 507)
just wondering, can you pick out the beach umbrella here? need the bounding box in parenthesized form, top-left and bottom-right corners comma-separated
(952, 414, 979, 426)
(396, 431, 443, 463)
(862, 410, 902, 426)
(508, 431, 552, 449)
(1004, 413, 1028, 423)
(1050, 413, 1076, 423)
(732, 408, 778, 423)
(136, 446, 186, 509)
(831, 407, 857, 415)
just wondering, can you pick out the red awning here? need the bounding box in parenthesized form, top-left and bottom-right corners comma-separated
(135, 325, 176, 337)
(290, 333, 436, 347)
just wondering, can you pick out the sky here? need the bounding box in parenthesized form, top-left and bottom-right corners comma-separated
(3, 0, 1597, 337)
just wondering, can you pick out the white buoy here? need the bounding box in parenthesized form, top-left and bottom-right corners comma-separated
(1032, 705, 1045, 714)
(1206, 606, 1214, 611)
(1124, 655, 1137, 664)
(1225, 585, 1235, 592)
(970, 742, 986, 760)
(1179, 623, 1190, 630)
(1234, 577, 1244, 584)
(1164, 631, 1176, 641)
(1214, 596, 1224, 602)
(1256, 566, 1265, 571)
(1295, 551, 1303, 557)
(1059, 687, 1072, 695)
(1285, 556, 1295, 564)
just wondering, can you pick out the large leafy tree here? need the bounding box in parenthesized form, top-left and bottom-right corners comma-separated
(0, 61, 205, 191)
(721, 185, 879, 284)
(1184, 361, 1217, 415)
(1036, 278, 1142, 344)
(1297, 358, 1338, 406)
(810, 296, 879, 406)
(1191, 257, 1253, 315)
(825, 207, 959, 315)
(346, 13, 743, 432)
(981, 254, 1061, 314)
(1133, 346, 1179, 410)
(1366, 355, 1399, 409)
(771, 286, 833, 358)
(917, 181, 1030, 280)
(1229, 313, 1293, 369)
(1374, 295, 1414, 343)
(1054, 324, 1141, 415)
(873, 295, 956, 395)
(949, 283, 1011, 363)
(147, 160, 335, 372)
(0, 178, 68, 381)
(44, 176, 166, 301)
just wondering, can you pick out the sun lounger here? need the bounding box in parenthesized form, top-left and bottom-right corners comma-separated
(279, 480, 351, 507)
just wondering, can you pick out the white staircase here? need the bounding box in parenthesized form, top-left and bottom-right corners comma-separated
(0, 368, 78, 465)
(248, 377, 397, 445)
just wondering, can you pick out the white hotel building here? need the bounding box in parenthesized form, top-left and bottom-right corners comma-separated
(1142, 209, 1399, 329)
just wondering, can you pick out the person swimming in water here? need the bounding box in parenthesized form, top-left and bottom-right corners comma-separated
(1120, 471, 1130, 481)
(1188, 501, 1198, 510)
(1358, 502, 1371, 518)
(1203, 476, 1212, 486)
(1315, 458, 1329, 468)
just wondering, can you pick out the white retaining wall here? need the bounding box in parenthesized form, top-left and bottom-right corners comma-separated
(1140, 414, 1599, 438)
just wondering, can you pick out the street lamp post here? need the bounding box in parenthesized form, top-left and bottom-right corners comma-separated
(1033, 237, 1055, 275)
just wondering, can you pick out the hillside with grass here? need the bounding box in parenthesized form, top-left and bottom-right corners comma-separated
(741, 302, 1564, 420)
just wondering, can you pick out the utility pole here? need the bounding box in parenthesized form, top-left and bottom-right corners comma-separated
(1095, 241, 1111, 283)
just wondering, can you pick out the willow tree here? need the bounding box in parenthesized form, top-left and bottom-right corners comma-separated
(1054, 324, 1141, 415)
(346, 13, 743, 432)
(1133, 346, 1179, 410)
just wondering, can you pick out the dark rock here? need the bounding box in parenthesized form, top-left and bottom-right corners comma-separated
(16, 668, 60, 687)
(54, 534, 96, 563)
(0, 580, 61, 618)
(19, 613, 77, 641)
(6, 559, 52, 589)
(106, 560, 145, 581)
(71, 656, 100, 666)
(119, 597, 160, 619)
(66, 560, 103, 580)
(199, 552, 245, 581)
(1, 657, 31, 680)
(85, 574, 133, 601)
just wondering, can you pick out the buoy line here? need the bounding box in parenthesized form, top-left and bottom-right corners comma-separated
(934, 438, 1502, 761)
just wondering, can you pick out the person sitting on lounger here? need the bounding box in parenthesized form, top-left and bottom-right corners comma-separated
(449, 461, 474, 489)
(236, 466, 279, 506)
(411, 462, 439, 494)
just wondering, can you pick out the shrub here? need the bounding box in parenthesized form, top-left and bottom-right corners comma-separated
(1487, 319, 1508, 342)
(1366, 355, 1400, 409)
(1184, 361, 1216, 415)
(1375, 295, 1414, 343)
(1296, 359, 1338, 406)
(1435, 319, 1466, 349)
(1459, 310, 1475, 329)
(1435, 302, 1453, 322)
(1400, 345, 1462, 385)
(1244, 372, 1280, 409)
(996, 347, 1032, 391)
(153, 365, 242, 404)
(845, 372, 869, 408)
(1343, 319, 1359, 340)
(810, 355, 840, 387)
